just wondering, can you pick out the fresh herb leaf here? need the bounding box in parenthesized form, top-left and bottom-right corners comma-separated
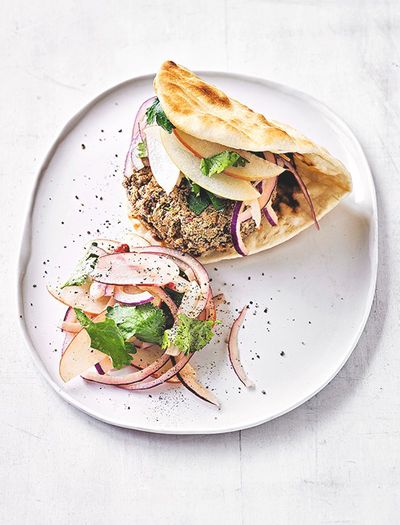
(74, 309, 135, 369)
(187, 191, 210, 215)
(200, 151, 248, 177)
(61, 244, 99, 288)
(207, 191, 226, 211)
(145, 98, 174, 133)
(106, 303, 166, 345)
(136, 141, 147, 158)
(162, 313, 215, 355)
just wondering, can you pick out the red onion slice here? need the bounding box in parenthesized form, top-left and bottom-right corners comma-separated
(275, 154, 319, 230)
(171, 356, 220, 407)
(119, 354, 192, 390)
(82, 350, 170, 385)
(230, 201, 248, 256)
(124, 96, 156, 176)
(228, 306, 255, 388)
(263, 203, 278, 226)
(130, 247, 211, 315)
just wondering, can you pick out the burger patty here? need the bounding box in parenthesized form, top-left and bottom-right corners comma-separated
(123, 167, 256, 256)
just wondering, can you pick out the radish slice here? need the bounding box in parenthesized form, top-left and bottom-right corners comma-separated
(119, 354, 192, 391)
(113, 285, 154, 305)
(82, 351, 170, 385)
(172, 356, 220, 407)
(92, 252, 180, 286)
(48, 283, 110, 314)
(228, 307, 255, 388)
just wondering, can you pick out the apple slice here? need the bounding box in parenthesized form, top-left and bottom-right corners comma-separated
(174, 130, 283, 181)
(161, 130, 260, 201)
(47, 282, 110, 314)
(59, 312, 107, 382)
(144, 126, 181, 194)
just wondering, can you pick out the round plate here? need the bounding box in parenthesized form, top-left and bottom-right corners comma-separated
(18, 72, 377, 434)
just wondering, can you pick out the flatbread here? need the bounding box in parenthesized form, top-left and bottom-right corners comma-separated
(128, 61, 352, 261)
(200, 156, 351, 263)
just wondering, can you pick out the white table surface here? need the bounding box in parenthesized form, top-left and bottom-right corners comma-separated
(1, 1, 399, 523)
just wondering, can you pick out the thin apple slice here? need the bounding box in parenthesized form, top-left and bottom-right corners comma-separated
(161, 130, 260, 201)
(59, 312, 107, 382)
(144, 126, 181, 194)
(47, 282, 110, 314)
(174, 130, 283, 181)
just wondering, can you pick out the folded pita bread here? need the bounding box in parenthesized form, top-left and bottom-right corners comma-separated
(129, 61, 351, 262)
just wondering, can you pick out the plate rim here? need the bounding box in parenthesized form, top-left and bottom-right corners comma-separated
(17, 70, 378, 435)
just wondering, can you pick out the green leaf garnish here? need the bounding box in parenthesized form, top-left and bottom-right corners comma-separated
(61, 243, 99, 288)
(207, 191, 226, 211)
(145, 98, 174, 133)
(186, 178, 227, 215)
(106, 303, 166, 345)
(200, 151, 248, 177)
(187, 191, 210, 215)
(136, 141, 147, 158)
(162, 313, 215, 355)
(74, 309, 136, 369)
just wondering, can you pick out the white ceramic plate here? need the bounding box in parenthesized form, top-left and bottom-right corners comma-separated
(18, 72, 377, 434)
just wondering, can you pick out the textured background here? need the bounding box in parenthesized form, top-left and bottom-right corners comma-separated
(1, 1, 399, 523)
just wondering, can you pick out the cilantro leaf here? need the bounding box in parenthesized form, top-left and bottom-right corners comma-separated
(136, 141, 147, 158)
(145, 98, 174, 133)
(162, 313, 215, 355)
(61, 243, 99, 288)
(200, 151, 248, 177)
(106, 304, 166, 345)
(74, 309, 135, 369)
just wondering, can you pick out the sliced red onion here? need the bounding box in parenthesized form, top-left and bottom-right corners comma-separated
(61, 307, 76, 354)
(228, 306, 255, 388)
(82, 350, 170, 385)
(275, 154, 319, 230)
(94, 363, 105, 375)
(124, 96, 156, 176)
(119, 354, 192, 391)
(263, 204, 278, 226)
(171, 356, 220, 407)
(130, 247, 211, 315)
(113, 285, 154, 305)
(230, 201, 248, 256)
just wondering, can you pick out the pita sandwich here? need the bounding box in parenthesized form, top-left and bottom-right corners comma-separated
(123, 60, 351, 262)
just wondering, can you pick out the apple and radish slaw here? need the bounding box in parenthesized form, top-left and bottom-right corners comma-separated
(48, 237, 254, 407)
